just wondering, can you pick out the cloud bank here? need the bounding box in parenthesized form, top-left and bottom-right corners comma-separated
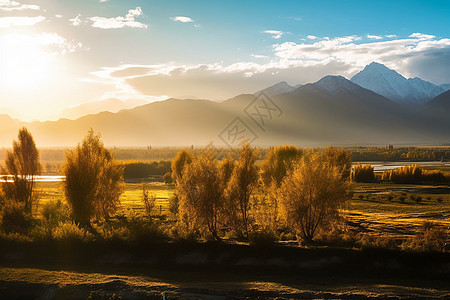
(87, 33, 450, 101)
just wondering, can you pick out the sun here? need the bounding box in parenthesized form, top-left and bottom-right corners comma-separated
(0, 33, 55, 91)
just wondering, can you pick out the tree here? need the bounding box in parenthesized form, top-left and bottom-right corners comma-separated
(171, 149, 194, 184)
(323, 146, 352, 180)
(278, 153, 350, 243)
(260, 145, 303, 189)
(224, 143, 259, 238)
(63, 129, 124, 226)
(218, 154, 235, 190)
(177, 148, 223, 240)
(351, 164, 375, 183)
(163, 172, 173, 184)
(1, 127, 41, 214)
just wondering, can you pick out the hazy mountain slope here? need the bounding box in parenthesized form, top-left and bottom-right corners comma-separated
(1, 76, 449, 147)
(0, 114, 23, 146)
(255, 81, 296, 97)
(351, 62, 445, 104)
(52, 98, 149, 121)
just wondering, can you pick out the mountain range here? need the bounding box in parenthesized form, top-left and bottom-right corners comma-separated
(0, 62, 449, 147)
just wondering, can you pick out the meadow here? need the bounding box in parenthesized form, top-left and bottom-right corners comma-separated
(34, 177, 450, 245)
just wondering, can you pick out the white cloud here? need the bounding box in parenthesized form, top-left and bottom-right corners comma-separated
(55, 14, 63, 18)
(367, 34, 382, 40)
(307, 35, 318, 40)
(90, 7, 147, 29)
(264, 30, 284, 39)
(251, 54, 269, 59)
(0, 0, 39, 11)
(170, 16, 194, 23)
(0, 16, 45, 28)
(386, 34, 397, 38)
(70, 14, 82, 26)
(409, 32, 435, 40)
(87, 33, 450, 100)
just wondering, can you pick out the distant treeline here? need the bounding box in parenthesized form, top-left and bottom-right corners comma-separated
(122, 161, 172, 179)
(349, 147, 450, 162)
(1, 146, 449, 166)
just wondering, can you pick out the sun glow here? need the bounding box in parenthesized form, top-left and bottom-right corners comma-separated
(0, 33, 56, 91)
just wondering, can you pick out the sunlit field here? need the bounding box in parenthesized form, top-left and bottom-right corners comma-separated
(34, 179, 450, 242)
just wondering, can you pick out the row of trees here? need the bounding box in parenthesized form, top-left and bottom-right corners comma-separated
(1, 128, 124, 230)
(172, 145, 351, 242)
(1, 128, 351, 242)
(352, 163, 449, 184)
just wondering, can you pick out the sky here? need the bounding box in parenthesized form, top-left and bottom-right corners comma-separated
(0, 0, 449, 121)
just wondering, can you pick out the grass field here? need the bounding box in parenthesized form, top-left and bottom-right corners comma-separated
(34, 180, 450, 242)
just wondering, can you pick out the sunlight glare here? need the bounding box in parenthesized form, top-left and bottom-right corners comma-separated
(0, 33, 55, 91)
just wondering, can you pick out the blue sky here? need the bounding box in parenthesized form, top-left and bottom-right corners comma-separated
(0, 0, 449, 120)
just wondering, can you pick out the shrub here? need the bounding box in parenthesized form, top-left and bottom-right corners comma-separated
(52, 221, 93, 242)
(402, 222, 447, 252)
(41, 199, 71, 225)
(163, 172, 172, 184)
(248, 230, 277, 248)
(0, 203, 33, 234)
(141, 183, 156, 219)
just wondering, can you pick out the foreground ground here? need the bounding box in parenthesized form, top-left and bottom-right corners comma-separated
(0, 242, 449, 299)
(2, 176, 448, 299)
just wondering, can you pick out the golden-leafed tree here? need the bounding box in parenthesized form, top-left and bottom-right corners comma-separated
(260, 145, 303, 189)
(1, 127, 41, 214)
(278, 153, 350, 243)
(323, 146, 352, 180)
(63, 129, 124, 227)
(177, 148, 223, 240)
(224, 143, 259, 238)
(171, 149, 194, 184)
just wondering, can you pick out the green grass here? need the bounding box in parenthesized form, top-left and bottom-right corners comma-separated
(36, 181, 175, 218)
(35, 180, 449, 240)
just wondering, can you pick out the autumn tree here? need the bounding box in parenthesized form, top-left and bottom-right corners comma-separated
(323, 146, 352, 180)
(63, 129, 124, 227)
(1, 127, 42, 214)
(171, 149, 194, 184)
(224, 143, 259, 238)
(261, 145, 303, 189)
(351, 164, 375, 183)
(278, 153, 350, 243)
(177, 148, 223, 240)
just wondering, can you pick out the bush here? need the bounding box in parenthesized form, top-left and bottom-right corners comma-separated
(248, 230, 277, 248)
(41, 200, 71, 225)
(402, 222, 447, 252)
(168, 193, 179, 217)
(0, 203, 33, 234)
(52, 221, 93, 242)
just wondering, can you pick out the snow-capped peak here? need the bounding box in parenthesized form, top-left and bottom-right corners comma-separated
(350, 62, 445, 104)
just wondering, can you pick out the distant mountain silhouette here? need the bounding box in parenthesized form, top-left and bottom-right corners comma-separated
(0, 73, 449, 147)
(51, 98, 149, 121)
